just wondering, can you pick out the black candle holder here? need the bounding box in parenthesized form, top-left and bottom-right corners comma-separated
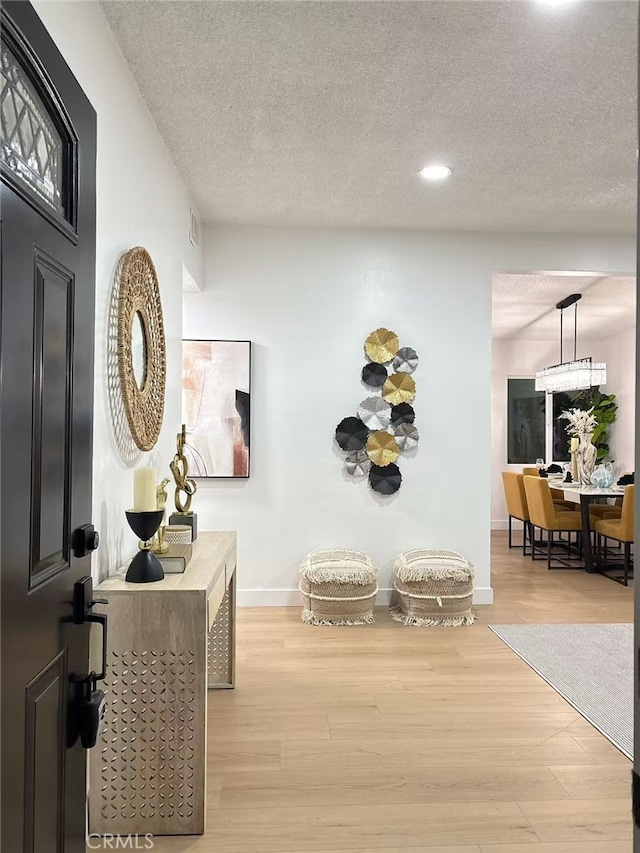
(125, 510, 165, 583)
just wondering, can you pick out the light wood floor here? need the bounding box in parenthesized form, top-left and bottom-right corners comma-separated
(152, 532, 633, 853)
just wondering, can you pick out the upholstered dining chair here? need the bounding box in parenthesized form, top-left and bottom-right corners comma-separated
(502, 472, 532, 555)
(595, 485, 634, 586)
(523, 476, 584, 569)
(588, 497, 623, 520)
(522, 467, 579, 512)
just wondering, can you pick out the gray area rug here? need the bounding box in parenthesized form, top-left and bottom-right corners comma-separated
(490, 623, 633, 759)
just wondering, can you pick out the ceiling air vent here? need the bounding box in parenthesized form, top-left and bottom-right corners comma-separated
(189, 209, 200, 247)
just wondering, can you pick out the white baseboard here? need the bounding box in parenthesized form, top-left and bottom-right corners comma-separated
(492, 518, 524, 531)
(471, 586, 494, 605)
(237, 586, 494, 607)
(237, 588, 302, 607)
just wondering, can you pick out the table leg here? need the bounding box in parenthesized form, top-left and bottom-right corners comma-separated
(208, 572, 236, 689)
(580, 494, 596, 572)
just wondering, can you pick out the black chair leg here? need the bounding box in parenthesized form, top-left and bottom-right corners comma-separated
(547, 533, 552, 570)
(624, 542, 631, 586)
(531, 526, 537, 561)
(523, 520, 533, 557)
(508, 516, 512, 549)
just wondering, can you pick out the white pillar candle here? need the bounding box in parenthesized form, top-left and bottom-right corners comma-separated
(133, 467, 157, 512)
(570, 437, 579, 453)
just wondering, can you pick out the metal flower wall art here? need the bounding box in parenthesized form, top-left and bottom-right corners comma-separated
(335, 328, 419, 495)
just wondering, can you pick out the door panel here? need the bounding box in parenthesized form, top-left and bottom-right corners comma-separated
(24, 652, 67, 853)
(1, 3, 96, 851)
(31, 250, 73, 586)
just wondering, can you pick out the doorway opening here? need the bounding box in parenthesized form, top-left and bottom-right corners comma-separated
(492, 270, 636, 535)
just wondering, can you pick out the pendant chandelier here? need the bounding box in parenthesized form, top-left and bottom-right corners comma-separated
(535, 293, 606, 393)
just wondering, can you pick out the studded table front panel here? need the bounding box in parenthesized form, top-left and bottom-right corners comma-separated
(89, 533, 236, 836)
(208, 571, 236, 689)
(99, 650, 198, 827)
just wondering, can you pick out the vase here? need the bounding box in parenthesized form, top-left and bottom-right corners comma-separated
(576, 435, 597, 486)
(591, 461, 614, 488)
(602, 461, 615, 487)
(125, 509, 165, 583)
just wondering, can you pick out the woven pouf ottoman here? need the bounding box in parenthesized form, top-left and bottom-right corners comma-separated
(299, 549, 378, 626)
(391, 549, 475, 626)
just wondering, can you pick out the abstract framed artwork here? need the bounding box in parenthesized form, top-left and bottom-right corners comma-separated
(182, 339, 251, 478)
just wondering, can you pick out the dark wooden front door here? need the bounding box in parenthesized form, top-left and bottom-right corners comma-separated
(1, 3, 96, 851)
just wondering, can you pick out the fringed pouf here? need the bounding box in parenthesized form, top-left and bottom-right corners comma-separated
(299, 549, 378, 626)
(391, 549, 475, 626)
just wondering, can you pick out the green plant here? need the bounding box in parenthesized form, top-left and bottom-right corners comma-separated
(569, 387, 618, 462)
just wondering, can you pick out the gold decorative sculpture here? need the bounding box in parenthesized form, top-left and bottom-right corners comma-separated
(156, 477, 170, 513)
(170, 425, 198, 514)
(151, 477, 170, 554)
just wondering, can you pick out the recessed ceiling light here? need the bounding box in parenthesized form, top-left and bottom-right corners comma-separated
(419, 164, 452, 181)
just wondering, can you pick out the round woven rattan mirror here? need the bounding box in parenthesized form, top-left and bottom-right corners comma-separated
(117, 247, 166, 451)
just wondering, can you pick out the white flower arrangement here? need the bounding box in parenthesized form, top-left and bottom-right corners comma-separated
(560, 407, 598, 440)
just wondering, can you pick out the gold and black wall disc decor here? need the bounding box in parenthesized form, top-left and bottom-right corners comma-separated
(393, 346, 419, 374)
(394, 422, 420, 451)
(390, 402, 415, 426)
(364, 327, 399, 363)
(335, 416, 369, 452)
(382, 372, 416, 405)
(361, 361, 388, 388)
(358, 396, 391, 431)
(369, 463, 402, 495)
(344, 450, 371, 478)
(117, 247, 166, 451)
(334, 328, 419, 495)
(366, 431, 400, 467)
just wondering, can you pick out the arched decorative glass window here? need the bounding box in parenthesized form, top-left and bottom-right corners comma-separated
(1, 44, 63, 211)
(0, 20, 77, 236)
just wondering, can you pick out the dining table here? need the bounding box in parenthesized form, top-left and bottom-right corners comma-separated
(547, 478, 627, 574)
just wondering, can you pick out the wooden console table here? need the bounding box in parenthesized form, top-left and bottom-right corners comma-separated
(89, 531, 236, 836)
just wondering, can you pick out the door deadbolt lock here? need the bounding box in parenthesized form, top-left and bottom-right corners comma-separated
(72, 523, 100, 558)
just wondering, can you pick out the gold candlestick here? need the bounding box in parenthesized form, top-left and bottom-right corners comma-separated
(570, 450, 579, 482)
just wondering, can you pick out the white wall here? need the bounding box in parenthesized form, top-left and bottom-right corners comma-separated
(184, 227, 634, 606)
(34, 1, 202, 580)
(603, 325, 636, 475)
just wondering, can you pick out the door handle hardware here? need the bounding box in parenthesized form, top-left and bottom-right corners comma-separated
(70, 577, 108, 681)
(71, 575, 107, 625)
(66, 577, 109, 749)
(69, 670, 106, 749)
(86, 611, 108, 683)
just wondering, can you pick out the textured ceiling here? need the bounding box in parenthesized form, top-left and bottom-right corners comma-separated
(493, 273, 636, 341)
(101, 0, 637, 232)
